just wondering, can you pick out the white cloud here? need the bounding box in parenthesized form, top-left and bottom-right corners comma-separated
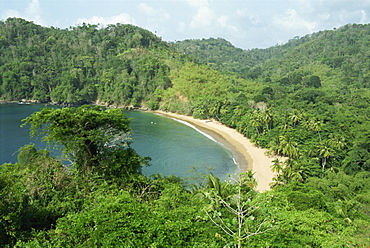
(3, 9, 23, 19)
(177, 21, 186, 33)
(250, 14, 261, 25)
(25, 0, 41, 16)
(236, 8, 248, 18)
(77, 13, 136, 26)
(25, 0, 43, 25)
(236, 8, 261, 26)
(138, 3, 170, 22)
(217, 15, 228, 27)
(139, 3, 156, 15)
(183, 0, 210, 8)
(320, 13, 330, 21)
(292, 0, 314, 13)
(360, 10, 367, 23)
(2, 0, 45, 25)
(217, 15, 238, 32)
(274, 8, 317, 33)
(181, 0, 215, 29)
(190, 6, 215, 28)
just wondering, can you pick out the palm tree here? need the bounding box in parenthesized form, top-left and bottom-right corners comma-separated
(280, 158, 304, 182)
(231, 106, 244, 126)
(271, 158, 283, 174)
(289, 111, 303, 127)
(250, 111, 262, 135)
(328, 134, 346, 151)
(318, 135, 346, 173)
(290, 165, 304, 182)
(278, 135, 299, 158)
(205, 173, 222, 196)
(318, 143, 332, 171)
(260, 108, 273, 131)
(240, 170, 258, 189)
(304, 117, 323, 141)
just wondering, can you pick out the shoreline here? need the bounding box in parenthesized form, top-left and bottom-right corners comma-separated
(153, 111, 278, 192)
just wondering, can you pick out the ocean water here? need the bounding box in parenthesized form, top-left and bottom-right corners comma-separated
(0, 104, 236, 181)
(0, 104, 46, 163)
(126, 111, 236, 181)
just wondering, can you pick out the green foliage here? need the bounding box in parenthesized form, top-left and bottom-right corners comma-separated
(0, 145, 79, 247)
(173, 38, 269, 77)
(200, 173, 273, 247)
(16, 179, 222, 247)
(0, 18, 172, 107)
(169, 62, 231, 100)
(22, 105, 148, 176)
(1, 18, 370, 247)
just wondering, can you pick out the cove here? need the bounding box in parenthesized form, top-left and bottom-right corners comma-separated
(125, 111, 236, 182)
(0, 104, 236, 181)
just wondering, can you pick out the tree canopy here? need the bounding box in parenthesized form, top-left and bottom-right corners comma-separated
(0, 18, 370, 247)
(22, 105, 148, 176)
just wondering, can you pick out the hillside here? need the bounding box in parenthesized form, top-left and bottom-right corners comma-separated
(173, 36, 311, 78)
(0, 18, 370, 247)
(174, 23, 370, 83)
(0, 17, 176, 106)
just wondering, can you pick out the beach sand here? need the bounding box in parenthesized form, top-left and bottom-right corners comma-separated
(154, 111, 278, 192)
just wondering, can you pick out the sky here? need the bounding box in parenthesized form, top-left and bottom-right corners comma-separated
(1, 0, 370, 49)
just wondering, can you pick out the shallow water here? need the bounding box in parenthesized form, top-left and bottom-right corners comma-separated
(126, 111, 236, 181)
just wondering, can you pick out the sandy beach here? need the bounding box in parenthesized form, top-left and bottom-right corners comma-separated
(154, 111, 278, 192)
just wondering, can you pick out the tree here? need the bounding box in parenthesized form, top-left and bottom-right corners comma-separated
(271, 158, 283, 174)
(203, 172, 272, 247)
(304, 117, 323, 141)
(289, 111, 303, 127)
(250, 111, 263, 135)
(304, 75, 322, 88)
(273, 135, 299, 158)
(22, 105, 148, 176)
(317, 135, 346, 173)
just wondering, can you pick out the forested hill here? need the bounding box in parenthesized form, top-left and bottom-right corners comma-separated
(174, 37, 263, 76)
(174, 23, 370, 82)
(0, 17, 177, 106)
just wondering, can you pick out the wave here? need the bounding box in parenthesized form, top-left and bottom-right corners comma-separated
(169, 117, 240, 168)
(170, 118, 218, 143)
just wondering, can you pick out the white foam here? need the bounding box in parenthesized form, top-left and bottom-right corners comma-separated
(171, 118, 218, 143)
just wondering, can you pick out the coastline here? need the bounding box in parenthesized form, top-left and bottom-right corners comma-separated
(153, 111, 278, 192)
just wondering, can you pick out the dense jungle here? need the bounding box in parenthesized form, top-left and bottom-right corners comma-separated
(0, 18, 369, 247)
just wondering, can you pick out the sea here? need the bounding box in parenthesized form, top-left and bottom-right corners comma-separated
(0, 104, 237, 182)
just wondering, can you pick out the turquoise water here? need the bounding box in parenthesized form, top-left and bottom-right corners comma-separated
(0, 104, 236, 181)
(0, 104, 46, 163)
(125, 111, 236, 181)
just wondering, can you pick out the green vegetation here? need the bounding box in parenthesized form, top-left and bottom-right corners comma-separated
(1, 18, 370, 246)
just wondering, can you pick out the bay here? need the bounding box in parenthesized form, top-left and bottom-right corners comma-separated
(125, 111, 236, 181)
(0, 104, 236, 181)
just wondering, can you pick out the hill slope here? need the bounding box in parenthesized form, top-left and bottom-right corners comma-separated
(0, 18, 174, 106)
(174, 23, 370, 84)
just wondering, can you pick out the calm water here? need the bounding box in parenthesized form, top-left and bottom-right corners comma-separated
(0, 104, 46, 162)
(0, 104, 236, 181)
